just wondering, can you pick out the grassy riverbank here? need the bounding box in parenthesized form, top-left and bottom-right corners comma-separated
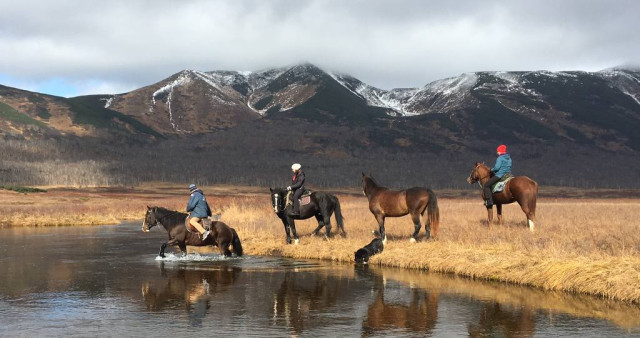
(1, 184, 639, 304)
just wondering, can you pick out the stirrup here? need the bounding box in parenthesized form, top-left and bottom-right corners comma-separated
(201, 230, 210, 240)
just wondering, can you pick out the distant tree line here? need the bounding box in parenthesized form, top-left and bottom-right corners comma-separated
(0, 135, 638, 189)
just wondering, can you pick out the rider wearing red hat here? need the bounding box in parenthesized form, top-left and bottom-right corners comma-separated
(484, 144, 512, 207)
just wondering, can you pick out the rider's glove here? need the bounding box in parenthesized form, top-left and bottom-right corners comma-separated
(286, 186, 291, 191)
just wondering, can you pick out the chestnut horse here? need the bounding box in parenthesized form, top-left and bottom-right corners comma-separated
(361, 173, 439, 242)
(466, 163, 538, 231)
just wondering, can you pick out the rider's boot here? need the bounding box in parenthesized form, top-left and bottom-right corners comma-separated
(201, 230, 210, 240)
(484, 198, 493, 208)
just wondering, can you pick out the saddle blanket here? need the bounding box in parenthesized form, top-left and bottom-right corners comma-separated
(492, 176, 514, 193)
(285, 190, 312, 207)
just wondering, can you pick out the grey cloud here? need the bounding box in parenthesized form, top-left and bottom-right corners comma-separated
(1, 0, 639, 96)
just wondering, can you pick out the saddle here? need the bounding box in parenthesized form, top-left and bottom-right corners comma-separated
(285, 188, 312, 208)
(184, 214, 220, 233)
(491, 173, 514, 193)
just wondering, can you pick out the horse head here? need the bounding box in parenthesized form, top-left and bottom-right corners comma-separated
(467, 162, 489, 184)
(269, 188, 286, 214)
(142, 206, 159, 232)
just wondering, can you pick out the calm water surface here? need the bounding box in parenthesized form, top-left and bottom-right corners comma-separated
(1, 223, 639, 337)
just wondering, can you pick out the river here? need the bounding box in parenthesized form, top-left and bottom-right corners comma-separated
(0, 223, 638, 337)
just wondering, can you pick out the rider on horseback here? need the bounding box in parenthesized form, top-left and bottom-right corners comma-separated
(187, 184, 212, 239)
(484, 144, 512, 208)
(287, 163, 305, 216)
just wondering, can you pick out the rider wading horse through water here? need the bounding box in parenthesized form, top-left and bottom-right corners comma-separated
(467, 144, 538, 231)
(361, 173, 440, 243)
(270, 163, 346, 244)
(142, 206, 243, 257)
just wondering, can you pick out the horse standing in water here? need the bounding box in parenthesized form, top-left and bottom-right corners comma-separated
(361, 173, 440, 242)
(269, 188, 346, 244)
(142, 206, 243, 257)
(466, 163, 538, 231)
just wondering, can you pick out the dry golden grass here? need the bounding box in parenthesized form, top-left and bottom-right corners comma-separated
(1, 184, 639, 306)
(220, 194, 640, 305)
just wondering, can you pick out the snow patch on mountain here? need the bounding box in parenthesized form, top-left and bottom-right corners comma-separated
(99, 96, 114, 108)
(151, 71, 192, 132)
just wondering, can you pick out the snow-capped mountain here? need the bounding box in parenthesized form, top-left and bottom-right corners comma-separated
(1, 63, 639, 152)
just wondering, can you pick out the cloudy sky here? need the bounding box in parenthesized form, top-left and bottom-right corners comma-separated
(1, 0, 639, 97)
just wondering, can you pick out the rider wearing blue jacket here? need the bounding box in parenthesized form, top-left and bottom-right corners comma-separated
(187, 184, 212, 239)
(484, 145, 512, 207)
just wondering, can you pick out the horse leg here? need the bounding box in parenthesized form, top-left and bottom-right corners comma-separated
(410, 212, 421, 243)
(528, 191, 538, 232)
(159, 239, 179, 258)
(219, 240, 232, 257)
(375, 214, 387, 244)
(178, 243, 187, 255)
(517, 199, 535, 232)
(496, 204, 503, 226)
(288, 217, 299, 245)
(280, 217, 292, 244)
(487, 207, 494, 228)
(312, 214, 325, 236)
(322, 212, 332, 239)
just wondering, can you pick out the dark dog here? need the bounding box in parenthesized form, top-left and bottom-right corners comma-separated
(354, 237, 384, 264)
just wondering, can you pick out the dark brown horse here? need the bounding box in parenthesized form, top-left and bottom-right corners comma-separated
(466, 163, 538, 231)
(361, 173, 439, 242)
(141, 206, 243, 257)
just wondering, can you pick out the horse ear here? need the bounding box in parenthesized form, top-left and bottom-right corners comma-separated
(361, 172, 365, 177)
(474, 162, 479, 166)
(147, 205, 151, 209)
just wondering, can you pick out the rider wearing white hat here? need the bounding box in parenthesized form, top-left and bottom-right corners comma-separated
(287, 163, 305, 215)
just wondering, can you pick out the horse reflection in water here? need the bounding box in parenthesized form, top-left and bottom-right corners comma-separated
(359, 266, 439, 336)
(468, 303, 536, 338)
(140, 263, 240, 327)
(271, 270, 347, 335)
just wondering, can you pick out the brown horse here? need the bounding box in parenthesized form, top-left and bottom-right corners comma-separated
(142, 206, 243, 257)
(361, 173, 439, 242)
(466, 163, 538, 231)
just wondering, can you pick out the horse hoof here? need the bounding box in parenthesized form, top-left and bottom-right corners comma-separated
(528, 220, 535, 232)
(410, 238, 417, 243)
(286, 238, 292, 245)
(294, 239, 299, 245)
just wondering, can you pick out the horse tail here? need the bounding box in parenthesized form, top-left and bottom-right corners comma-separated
(329, 194, 346, 234)
(425, 189, 440, 237)
(231, 228, 244, 257)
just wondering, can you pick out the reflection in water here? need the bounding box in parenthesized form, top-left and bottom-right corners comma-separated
(141, 263, 241, 327)
(358, 266, 439, 336)
(272, 270, 345, 335)
(0, 224, 637, 336)
(468, 303, 535, 338)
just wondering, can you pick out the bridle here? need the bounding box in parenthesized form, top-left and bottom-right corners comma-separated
(469, 166, 490, 188)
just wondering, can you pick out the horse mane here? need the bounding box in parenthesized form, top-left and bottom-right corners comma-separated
(364, 175, 382, 188)
(153, 206, 187, 218)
